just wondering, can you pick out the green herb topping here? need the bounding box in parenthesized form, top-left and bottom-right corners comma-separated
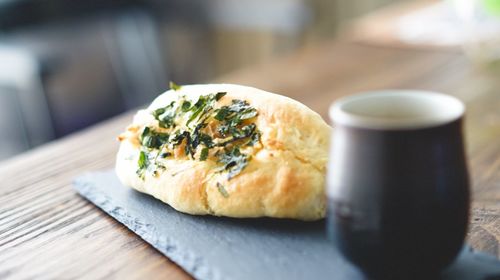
(215, 146, 250, 180)
(138, 151, 148, 172)
(136, 88, 260, 184)
(216, 182, 229, 198)
(169, 81, 182, 91)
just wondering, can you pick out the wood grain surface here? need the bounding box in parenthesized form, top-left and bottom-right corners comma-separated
(1, 39, 499, 279)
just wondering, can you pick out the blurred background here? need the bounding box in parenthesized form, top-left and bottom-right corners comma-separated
(0, 0, 499, 161)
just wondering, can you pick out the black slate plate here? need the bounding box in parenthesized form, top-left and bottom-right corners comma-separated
(73, 171, 500, 280)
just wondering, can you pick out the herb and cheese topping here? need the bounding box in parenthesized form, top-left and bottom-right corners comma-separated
(135, 84, 261, 180)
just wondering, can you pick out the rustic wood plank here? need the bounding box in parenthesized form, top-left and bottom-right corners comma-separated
(0, 40, 499, 279)
(0, 113, 191, 280)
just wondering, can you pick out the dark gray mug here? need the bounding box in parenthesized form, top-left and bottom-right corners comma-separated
(327, 91, 470, 278)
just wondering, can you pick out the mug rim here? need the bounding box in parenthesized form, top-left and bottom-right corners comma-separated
(329, 90, 465, 130)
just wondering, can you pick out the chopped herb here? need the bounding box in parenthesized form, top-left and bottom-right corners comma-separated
(190, 123, 207, 149)
(142, 135, 155, 148)
(217, 123, 231, 138)
(233, 124, 256, 139)
(239, 109, 257, 120)
(136, 150, 148, 178)
(160, 152, 172, 158)
(152, 101, 176, 129)
(186, 95, 210, 126)
(246, 131, 260, 146)
(217, 182, 229, 198)
(200, 147, 209, 161)
(140, 126, 169, 149)
(214, 107, 230, 121)
(215, 92, 227, 101)
(158, 111, 176, 129)
(217, 146, 250, 179)
(184, 132, 194, 157)
(171, 131, 189, 146)
(141, 126, 151, 140)
(214, 99, 257, 136)
(181, 101, 191, 112)
(138, 151, 147, 169)
(152, 108, 165, 119)
(169, 81, 182, 91)
(199, 133, 213, 148)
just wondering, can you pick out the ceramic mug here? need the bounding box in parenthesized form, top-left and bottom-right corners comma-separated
(327, 90, 470, 278)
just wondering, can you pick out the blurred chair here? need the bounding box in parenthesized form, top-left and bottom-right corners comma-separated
(0, 87, 30, 159)
(155, 0, 311, 77)
(0, 46, 53, 160)
(207, 0, 311, 74)
(0, 1, 168, 159)
(102, 9, 169, 109)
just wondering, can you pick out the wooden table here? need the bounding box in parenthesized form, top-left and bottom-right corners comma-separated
(1, 39, 500, 279)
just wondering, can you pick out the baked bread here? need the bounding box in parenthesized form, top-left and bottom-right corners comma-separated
(115, 84, 330, 220)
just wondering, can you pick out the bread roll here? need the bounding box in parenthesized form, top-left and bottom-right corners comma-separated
(115, 84, 330, 220)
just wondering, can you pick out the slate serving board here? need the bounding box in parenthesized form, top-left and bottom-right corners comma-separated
(73, 171, 500, 280)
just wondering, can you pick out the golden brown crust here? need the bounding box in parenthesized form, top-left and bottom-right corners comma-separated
(115, 84, 330, 220)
